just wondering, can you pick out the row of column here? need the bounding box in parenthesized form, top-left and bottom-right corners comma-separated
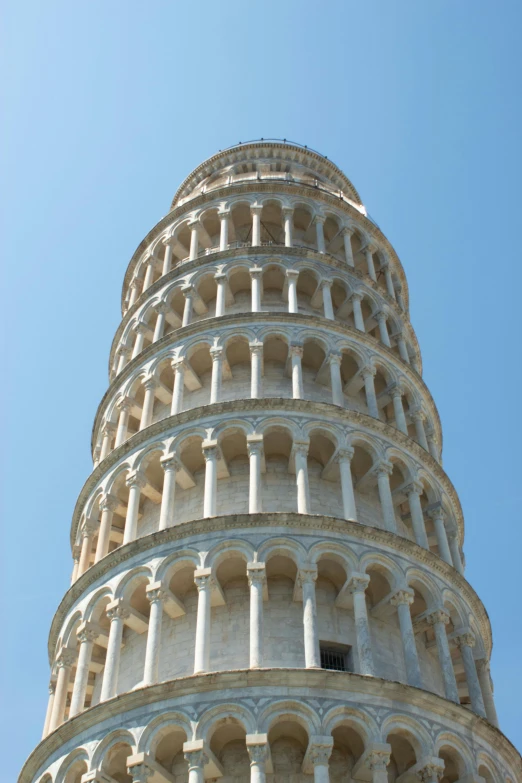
(44, 568, 497, 740)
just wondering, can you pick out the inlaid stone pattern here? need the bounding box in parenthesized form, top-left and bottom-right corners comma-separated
(21, 142, 520, 783)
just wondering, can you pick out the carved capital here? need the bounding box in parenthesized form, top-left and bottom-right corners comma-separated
(100, 494, 119, 513)
(247, 563, 267, 588)
(106, 599, 130, 622)
(336, 447, 354, 463)
(297, 565, 317, 586)
(391, 589, 414, 607)
(426, 609, 450, 627)
(348, 573, 370, 594)
(328, 351, 342, 366)
(289, 343, 304, 358)
(455, 631, 476, 650)
(126, 470, 147, 490)
(249, 341, 264, 356)
(55, 647, 77, 668)
(161, 453, 181, 472)
(77, 622, 100, 645)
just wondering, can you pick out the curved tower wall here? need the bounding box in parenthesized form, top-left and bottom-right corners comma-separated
(20, 142, 520, 783)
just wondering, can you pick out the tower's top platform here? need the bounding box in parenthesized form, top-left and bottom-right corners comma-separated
(170, 139, 365, 212)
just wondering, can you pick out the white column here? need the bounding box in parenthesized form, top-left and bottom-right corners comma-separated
(49, 648, 76, 731)
(382, 262, 396, 299)
(218, 210, 230, 251)
(476, 659, 499, 727)
(202, 442, 219, 517)
(299, 566, 320, 668)
(389, 385, 408, 434)
(348, 574, 375, 676)
(99, 423, 115, 460)
(182, 286, 194, 327)
(251, 205, 262, 246)
(406, 481, 429, 549)
(309, 743, 332, 783)
(115, 397, 132, 447)
(376, 311, 391, 347)
(426, 427, 440, 461)
(123, 471, 146, 544)
(95, 494, 118, 562)
(250, 267, 262, 312)
(351, 292, 365, 331)
(247, 436, 263, 513)
(210, 346, 223, 403)
(376, 462, 397, 533)
(429, 507, 452, 565)
(42, 682, 55, 738)
(128, 278, 140, 308)
(159, 455, 179, 530)
(162, 240, 173, 276)
(362, 365, 378, 418)
(131, 322, 147, 359)
(247, 563, 266, 668)
(390, 590, 423, 688)
(171, 358, 186, 414)
(455, 632, 486, 717)
(364, 245, 377, 281)
(286, 269, 299, 313)
(448, 532, 464, 574)
(194, 569, 213, 673)
(321, 280, 334, 319)
(100, 600, 129, 701)
(356, 747, 391, 783)
(397, 333, 410, 363)
(214, 273, 227, 316)
(246, 736, 270, 783)
(250, 341, 263, 399)
(329, 352, 344, 406)
(69, 623, 99, 717)
(396, 284, 405, 311)
(115, 345, 129, 375)
(426, 610, 459, 703)
(143, 584, 165, 685)
(283, 206, 294, 247)
(412, 408, 429, 450)
(293, 441, 311, 514)
(337, 448, 357, 521)
(314, 215, 326, 253)
(78, 520, 96, 576)
(152, 303, 168, 342)
(188, 221, 199, 260)
(139, 377, 156, 430)
(70, 547, 81, 584)
(342, 226, 355, 266)
(183, 745, 208, 783)
(142, 257, 156, 291)
(290, 344, 304, 399)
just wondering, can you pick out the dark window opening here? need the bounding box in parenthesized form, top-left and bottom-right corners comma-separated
(320, 643, 352, 672)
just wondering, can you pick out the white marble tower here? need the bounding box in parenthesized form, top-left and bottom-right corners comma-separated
(20, 142, 520, 783)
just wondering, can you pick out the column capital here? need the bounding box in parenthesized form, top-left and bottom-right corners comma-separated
(363, 242, 377, 254)
(194, 567, 214, 591)
(77, 621, 100, 645)
(404, 480, 424, 497)
(321, 277, 333, 289)
(387, 382, 404, 399)
(145, 582, 166, 605)
(328, 350, 342, 366)
(410, 406, 426, 422)
(297, 565, 318, 586)
(133, 320, 148, 335)
(209, 345, 224, 360)
(247, 562, 267, 587)
(426, 609, 450, 627)
(116, 343, 129, 357)
(171, 356, 188, 372)
(368, 746, 391, 771)
(217, 209, 231, 220)
(250, 204, 263, 216)
(106, 598, 130, 622)
(302, 735, 334, 773)
(160, 453, 181, 472)
(126, 470, 147, 490)
(282, 205, 294, 217)
(289, 342, 304, 358)
(375, 459, 393, 477)
(475, 657, 490, 675)
(348, 573, 370, 593)
(82, 518, 98, 538)
(154, 301, 169, 315)
(417, 758, 445, 782)
(127, 753, 155, 783)
(336, 447, 354, 463)
(249, 266, 263, 278)
(55, 647, 77, 668)
(249, 340, 264, 355)
(390, 589, 415, 607)
(361, 363, 376, 379)
(202, 440, 220, 461)
(428, 505, 445, 522)
(100, 494, 119, 513)
(117, 395, 133, 412)
(129, 277, 141, 290)
(454, 630, 476, 650)
(351, 290, 363, 302)
(312, 214, 326, 225)
(141, 375, 157, 392)
(286, 268, 299, 280)
(375, 308, 389, 322)
(246, 435, 264, 457)
(341, 224, 355, 237)
(292, 439, 310, 458)
(181, 284, 195, 299)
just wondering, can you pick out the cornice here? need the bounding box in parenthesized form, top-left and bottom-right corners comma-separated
(96, 311, 436, 454)
(53, 513, 489, 666)
(75, 400, 461, 546)
(19, 669, 520, 783)
(120, 182, 410, 311)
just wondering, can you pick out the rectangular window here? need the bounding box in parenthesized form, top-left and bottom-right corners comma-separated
(320, 643, 352, 672)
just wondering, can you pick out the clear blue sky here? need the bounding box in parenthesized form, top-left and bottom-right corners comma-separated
(2, 2, 521, 779)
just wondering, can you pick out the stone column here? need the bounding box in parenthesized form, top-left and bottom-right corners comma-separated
(131, 322, 147, 359)
(337, 448, 357, 521)
(348, 574, 375, 676)
(128, 278, 141, 308)
(314, 215, 326, 253)
(214, 273, 227, 316)
(42, 682, 55, 738)
(183, 745, 208, 783)
(250, 267, 263, 312)
(95, 494, 118, 562)
(250, 341, 263, 399)
(49, 648, 77, 731)
(362, 365, 378, 418)
(188, 221, 199, 260)
(416, 760, 445, 783)
(142, 257, 156, 291)
(162, 240, 173, 276)
(246, 735, 270, 783)
(293, 441, 311, 514)
(426, 429, 440, 461)
(412, 408, 429, 450)
(115, 397, 132, 447)
(78, 520, 96, 576)
(307, 739, 333, 782)
(143, 584, 165, 685)
(159, 455, 180, 530)
(247, 436, 263, 513)
(152, 303, 168, 342)
(376, 461, 397, 532)
(391, 590, 423, 688)
(299, 566, 320, 668)
(218, 210, 230, 251)
(123, 470, 146, 544)
(375, 311, 391, 347)
(358, 747, 391, 783)
(396, 284, 405, 311)
(283, 206, 294, 247)
(426, 610, 459, 703)
(329, 351, 344, 406)
(351, 292, 365, 331)
(101, 600, 129, 701)
(382, 262, 396, 299)
(247, 563, 266, 668)
(290, 344, 304, 399)
(397, 333, 410, 364)
(406, 481, 429, 549)
(251, 205, 262, 246)
(342, 226, 355, 266)
(286, 269, 299, 313)
(322, 280, 334, 319)
(115, 345, 129, 375)
(69, 623, 99, 717)
(364, 245, 377, 281)
(390, 385, 408, 434)
(210, 346, 223, 403)
(455, 632, 486, 717)
(182, 286, 195, 327)
(70, 547, 81, 584)
(448, 532, 464, 574)
(171, 358, 186, 415)
(99, 422, 115, 461)
(429, 507, 452, 565)
(202, 442, 219, 517)
(194, 568, 213, 673)
(476, 659, 499, 726)
(139, 377, 156, 430)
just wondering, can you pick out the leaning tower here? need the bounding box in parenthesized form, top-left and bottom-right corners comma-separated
(21, 141, 520, 783)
